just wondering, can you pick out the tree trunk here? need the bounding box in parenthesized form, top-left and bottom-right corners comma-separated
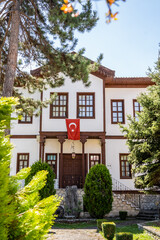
(2, 0, 20, 97)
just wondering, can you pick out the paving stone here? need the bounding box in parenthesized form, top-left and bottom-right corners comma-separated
(47, 229, 104, 240)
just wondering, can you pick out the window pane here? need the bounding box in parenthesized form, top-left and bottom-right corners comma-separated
(112, 102, 117, 107)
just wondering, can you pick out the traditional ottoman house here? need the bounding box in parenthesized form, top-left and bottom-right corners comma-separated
(10, 63, 159, 217)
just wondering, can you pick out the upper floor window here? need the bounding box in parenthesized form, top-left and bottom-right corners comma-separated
(77, 93, 95, 118)
(17, 153, 29, 172)
(18, 114, 32, 124)
(133, 99, 143, 121)
(50, 93, 68, 119)
(89, 154, 100, 168)
(46, 153, 57, 178)
(120, 154, 132, 179)
(111, 100, 125, 124)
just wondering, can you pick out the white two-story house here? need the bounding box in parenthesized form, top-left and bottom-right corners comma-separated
(10, 64, 152, 191)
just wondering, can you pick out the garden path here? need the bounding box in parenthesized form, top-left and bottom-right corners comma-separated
(47, 229, 104, 240)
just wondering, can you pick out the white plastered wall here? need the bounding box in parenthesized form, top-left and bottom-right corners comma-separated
(105, 88, 146, 135)
(11, 89, 40, 135)
(106, 139, 135, 190)
(42, 74, 104, 132)
(10, 139, 39, 175)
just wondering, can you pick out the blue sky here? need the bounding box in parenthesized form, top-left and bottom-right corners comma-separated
(75, 0, 160, 77)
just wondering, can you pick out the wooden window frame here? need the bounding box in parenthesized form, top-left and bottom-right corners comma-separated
(18, 115, 32, 124)
(77, 92, 95, 119)
(89, 153, 100, 168)
(50, 92, 68, 119)
(46, 153, 57, 178)
(17, 153, 29, 173)
(119, 153, 132, 179)
(133, 99, 142, 120)
(111, 99, 125, 124)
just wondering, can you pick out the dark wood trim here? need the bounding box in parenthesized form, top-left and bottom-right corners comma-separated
(18, 115, 32, 124)
(45, 153, 57, 178)
(119, 153, 132, 179)
(77, 92, 95, 119)
(40, 131, 105, 138)
(50, 92, 68, 119)
(113, 190, 144, 194)
(17, 153, 29, 173)
(103, 79, 106, 133)
(105, 84, 152, 88)
(40, 91, 43, 132)
(100, 136, 106, 165)
(105, 77, 153, 88)
(111, 99, 125, 124)
(80, 136, 88, 186)
(10, 135, 37, 138)
(39, 91, 43, 160)
(58, 136, 66, 188)
(106, 135, 126, 139)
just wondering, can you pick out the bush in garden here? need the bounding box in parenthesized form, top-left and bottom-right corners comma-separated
(116, 232, 133, 240)
(25, 161, 56, 199)
(97, 219, 108, 231)
(0, 97, 18, 240)
(102, 222, 116, 240)
(119, 211, 128, 220)
(83, 164, 113, 218)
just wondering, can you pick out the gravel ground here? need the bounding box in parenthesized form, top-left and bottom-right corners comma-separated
(47, 229, 104, 240)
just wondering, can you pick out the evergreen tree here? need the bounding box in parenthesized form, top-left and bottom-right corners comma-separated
(122, 61, 160, 190)
(0, 0, 101, 116)
(83, 164, 113, 218)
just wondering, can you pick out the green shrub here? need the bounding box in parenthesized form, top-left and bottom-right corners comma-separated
(119, 211, 128, 220)
(83, 164, 113, 218)
(102, 222, 116, 240)
(97, 219, 108, 231)
(116, 232, 133, 240)
(25, 161, 56, 199)
(0, 97, 18, 240)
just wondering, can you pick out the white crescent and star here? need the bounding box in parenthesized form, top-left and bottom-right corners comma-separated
(69, 122, 77, 132)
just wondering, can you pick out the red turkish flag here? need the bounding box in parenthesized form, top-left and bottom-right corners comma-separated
(66, 119, 80, 140)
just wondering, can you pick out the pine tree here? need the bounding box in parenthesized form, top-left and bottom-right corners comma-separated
(121, 61, 160, 191)
(0, 0, 101, 116)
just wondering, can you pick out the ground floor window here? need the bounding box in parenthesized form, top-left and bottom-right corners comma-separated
(89, 154, 100, 168)
(17, 153, 29, 172)
(119, 154, 132, 179)
(46, 153, 57, 178)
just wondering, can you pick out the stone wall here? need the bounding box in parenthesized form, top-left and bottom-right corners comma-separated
(56, 189, 160, 217)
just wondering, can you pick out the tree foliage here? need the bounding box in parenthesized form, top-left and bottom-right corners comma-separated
(25, 161, 56, 199)
(0, 0, 101, 115)
(0, 97, 18, 240)
(121, 61, 160, 191)
(0, 97, 61, 239)
(83, 164, 113, 218)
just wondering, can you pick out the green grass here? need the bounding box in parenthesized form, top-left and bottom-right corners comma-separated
(101, 224, 154, 240)
(53, 220, 122, 229)
(53, 221, 97, 229)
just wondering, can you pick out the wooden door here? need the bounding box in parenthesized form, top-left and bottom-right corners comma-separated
(62, 154, 83, 188)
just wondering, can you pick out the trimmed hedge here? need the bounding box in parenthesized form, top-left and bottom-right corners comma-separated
(116, 232, 133, 240)
(83, 164, 113, 218)
(25, 161, 56, 199)
(97, 219, 108, 231)
(102, 222, 116, 240)
(119, 211, 128, 220)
